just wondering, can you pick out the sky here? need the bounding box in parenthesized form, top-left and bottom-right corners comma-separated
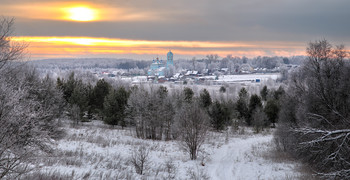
(2, 0, 350, 60)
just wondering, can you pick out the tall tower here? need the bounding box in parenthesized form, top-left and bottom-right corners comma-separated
(166, 50, 173, 68)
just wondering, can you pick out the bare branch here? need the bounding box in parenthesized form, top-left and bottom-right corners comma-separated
(0, 17, 27, 71)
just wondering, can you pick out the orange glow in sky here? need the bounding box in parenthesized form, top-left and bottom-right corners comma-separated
(12, 36, 306, 59)
(1, 2, 103, 22)
(1, 2, 159, 22)
(65, 7, 98, 21)
(1, 0, 348, 60)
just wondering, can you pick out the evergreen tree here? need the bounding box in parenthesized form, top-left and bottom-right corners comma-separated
(260, 85, 269, 101)
(264, 99, 279, 127)
(157, 86, 168, 99)
(199, 88, 212, 108)
(56, 77, 64, 90)
(103, 87, 129, 127)
(283, 57, 290, 64)
(69, 80, 90, 120)
(115, 86, 130, 127)
(236, 87, 249, 121)
(90, 79, 110, 114)
(56, 73, 96, 120)
(209, 100, 228, 131)
(224, 99, 236, 120)
(59, 72, 76, 102)
(183, 87, 194, 103)
(103, 89, 118, 126)
(219, 86, 226, 93)
(85, 83, 94, 119)
(273, 86, 285, 100)
(248, 94, 262, 126)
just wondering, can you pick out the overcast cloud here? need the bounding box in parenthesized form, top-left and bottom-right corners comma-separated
(1, 0, 349, 59)
(1, 0, 346, 42)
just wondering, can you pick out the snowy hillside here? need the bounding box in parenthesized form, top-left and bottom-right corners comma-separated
(22, 120, 307, 180)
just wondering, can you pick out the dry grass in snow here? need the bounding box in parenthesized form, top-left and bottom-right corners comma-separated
(21, 121, 310, 180)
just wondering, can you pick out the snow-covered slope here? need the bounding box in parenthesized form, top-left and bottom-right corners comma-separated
(24, 121, 303, 180)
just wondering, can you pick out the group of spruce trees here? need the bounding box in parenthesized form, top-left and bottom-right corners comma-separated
(57, 72, 129, 127)
(236, 85, 284, 132)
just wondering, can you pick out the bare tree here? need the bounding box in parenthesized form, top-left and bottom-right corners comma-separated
(275, 40, 350, 178)
(0, 17, 27, 71)
(252, 108, 267, 133)
(175, 101, 210, 160)
(127, 87, 149, 139)
(70, 104, 81, 127)
(0, 67, 65, 179)
(127, 86, 175, 140)
(130, 145, 150, 175)
(0, 17, 63, 178)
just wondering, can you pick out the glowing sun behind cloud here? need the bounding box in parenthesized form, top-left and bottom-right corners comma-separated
(66, 6, 98, 21)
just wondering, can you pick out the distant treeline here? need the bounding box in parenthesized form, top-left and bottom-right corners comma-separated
(29, 56, 306, 71)
(29, 58, 151, 69)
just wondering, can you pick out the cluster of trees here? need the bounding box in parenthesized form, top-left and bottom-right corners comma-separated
(175, 54, 305, 77)
(57, 70, 285, 153)
(127, 86, 221, 160)
(236, 86, 284, 132)
(0, 18, 65, 178)
(275, 40, 350, 179)
(56, 76, 249, 160)
(57, 74, 130, 127)
(127, 86, 175, 140)
(54, 69, 284, 161)
(125, 84, 283, 159)
(117, 61, 150, 70)
(30, 58, 151, 70)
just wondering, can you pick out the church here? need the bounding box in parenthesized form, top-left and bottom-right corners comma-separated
(147, 50, 174, 76)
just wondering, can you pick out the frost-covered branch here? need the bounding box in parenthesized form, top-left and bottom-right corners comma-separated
(276, 40, 350, 179)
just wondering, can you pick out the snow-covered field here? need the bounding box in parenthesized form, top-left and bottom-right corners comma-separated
(23, 120, 306, 180)
(121, 73, 282, 100)
(124, 73, 280, 85)
(218, 74, 280, 81)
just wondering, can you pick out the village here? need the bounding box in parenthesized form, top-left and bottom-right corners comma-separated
(93, 51, 298, 85)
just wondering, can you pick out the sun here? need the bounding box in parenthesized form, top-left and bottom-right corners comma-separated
(67, 7, 96, 21)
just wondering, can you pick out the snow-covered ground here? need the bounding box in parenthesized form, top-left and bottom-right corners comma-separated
(207, 135, 298, 180)
(125, 73, 280, 85)
(125, 73, 282, 100)
(217, 73, 280, 82)
(24, 120, 304, 180)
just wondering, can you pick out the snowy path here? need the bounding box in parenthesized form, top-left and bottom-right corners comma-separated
(206, 135, 298, 180)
